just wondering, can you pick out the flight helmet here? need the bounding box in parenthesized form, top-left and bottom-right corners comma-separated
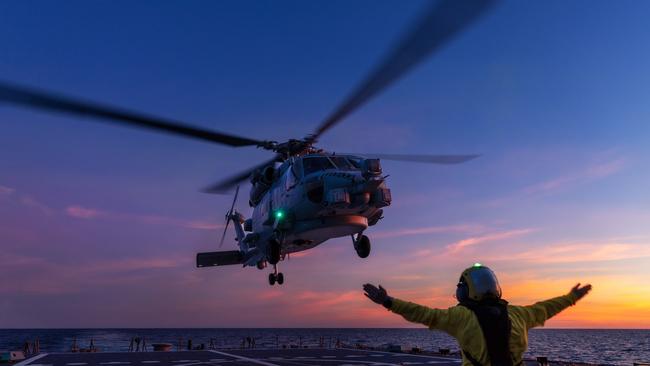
(456, 263, 502, 303)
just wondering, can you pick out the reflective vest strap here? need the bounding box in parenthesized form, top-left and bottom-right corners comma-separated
(459, 300, 514, 366)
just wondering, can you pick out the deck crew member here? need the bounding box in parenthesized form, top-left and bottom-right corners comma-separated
(363, 264, 591, 366)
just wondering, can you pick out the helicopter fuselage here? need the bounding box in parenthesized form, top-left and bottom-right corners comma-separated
(237, 153, 390, 263)
(248, 153, 390, 256)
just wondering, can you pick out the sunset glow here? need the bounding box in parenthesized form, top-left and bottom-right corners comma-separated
(2, 0, 650, 329)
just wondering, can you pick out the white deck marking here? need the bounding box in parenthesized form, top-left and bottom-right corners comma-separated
(14, 353, 49, 366)
(301, 360, 403, 366)
(172, 361, 199, 363)
(141, 362, 160, 364)
(99, 362, 130, 365)
(66, 363, 88, 365)
(208, 350, 279, 366)
(345, 355, 364, 358)
(343, 348, 460, 362)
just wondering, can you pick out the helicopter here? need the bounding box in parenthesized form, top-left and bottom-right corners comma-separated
(0, 0, 496, 285)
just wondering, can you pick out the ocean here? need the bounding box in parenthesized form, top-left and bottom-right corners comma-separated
(1, 329, 648, 365)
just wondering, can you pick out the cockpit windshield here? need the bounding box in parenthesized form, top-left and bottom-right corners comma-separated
(302, 157, 336, 175)
(329, 156, 356, 170)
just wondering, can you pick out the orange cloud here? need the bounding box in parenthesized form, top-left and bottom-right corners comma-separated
(487, 240, 650, 264)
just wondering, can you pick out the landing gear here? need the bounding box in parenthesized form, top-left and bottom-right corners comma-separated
(353, 233, 371, 258)
(268, 264, 284, 286)
(268, 239, 281, 265)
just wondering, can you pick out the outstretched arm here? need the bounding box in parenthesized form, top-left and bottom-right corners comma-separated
(517, 283, 592, 328)
(363, 283, 464, 335)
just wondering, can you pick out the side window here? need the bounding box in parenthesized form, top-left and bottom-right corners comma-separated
(284, 164, 297, 190)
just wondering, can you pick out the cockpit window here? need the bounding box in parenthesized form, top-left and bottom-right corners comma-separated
(347, 157, 362, 169)
(330, 156, 356, 170)
(302, 157, 335, 175)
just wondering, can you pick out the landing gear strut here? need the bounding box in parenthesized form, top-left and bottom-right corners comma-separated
(268, 238, 281, 265)
(268, 264, 284, 286)
(353, 233, 371, 258)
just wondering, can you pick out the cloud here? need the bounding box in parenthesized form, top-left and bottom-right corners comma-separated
(64, 204, 222, 230)
(66, 205, 104, 219)
(0, 252, 189, 295)
(490, 240, 650, 264)
(0, 185, 15, 196)
(20, 196, 54, 215)
(522, 157, 626, 196)
(373, 224, 483, 239)
(484, 155, 627, 207)
(0, 184, 54, 215)
(446, 228, 535, 253)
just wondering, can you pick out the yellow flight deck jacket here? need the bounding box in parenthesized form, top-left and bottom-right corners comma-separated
(389, 292, 579, 366)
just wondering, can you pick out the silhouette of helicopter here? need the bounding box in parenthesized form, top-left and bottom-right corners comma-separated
(0, 0, 497, 285)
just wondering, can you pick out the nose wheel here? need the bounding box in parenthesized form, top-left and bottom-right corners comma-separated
(268, 265, 284, 286)
(353, 233, 371, 258)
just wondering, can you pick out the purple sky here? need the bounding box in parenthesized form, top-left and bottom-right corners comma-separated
(2, 0, 650, 328)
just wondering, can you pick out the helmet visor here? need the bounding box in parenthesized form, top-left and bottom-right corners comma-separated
(468, 267, 501, 299)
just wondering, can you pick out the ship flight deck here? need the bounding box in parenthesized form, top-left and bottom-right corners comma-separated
(15, 349, 462, 366)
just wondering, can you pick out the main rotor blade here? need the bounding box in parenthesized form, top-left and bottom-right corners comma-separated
(203, 156, 279, 194)
(310, 0, 498, 141)
(343, 153, 480, 164)
(0, 81, 264, 147)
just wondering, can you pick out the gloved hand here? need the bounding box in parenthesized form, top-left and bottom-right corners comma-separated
(363, 283, 393, 308)
(570, 283, 592, 301)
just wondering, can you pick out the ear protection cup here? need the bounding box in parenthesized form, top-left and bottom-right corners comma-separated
(456, 280, 469, 303)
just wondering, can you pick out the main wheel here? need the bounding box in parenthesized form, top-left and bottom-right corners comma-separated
(268, 273, 276, 286)
(268, 239, 281, 265)
(276, 272, 284, 285)
(355, 235, 371, 258)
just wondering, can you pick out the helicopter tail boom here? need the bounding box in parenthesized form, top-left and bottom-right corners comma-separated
(196, 250, 244, 267)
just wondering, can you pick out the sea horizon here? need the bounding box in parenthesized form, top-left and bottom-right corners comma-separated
(3, 328, 649, 365)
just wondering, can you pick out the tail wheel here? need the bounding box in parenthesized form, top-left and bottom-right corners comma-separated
(276, 272, 284, 285)
(268, 239, 281, 265)
(355, 235, 371, 258)
(268, 273, 276, 286)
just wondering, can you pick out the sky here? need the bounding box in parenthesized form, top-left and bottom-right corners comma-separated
(2, 0, 650, 329)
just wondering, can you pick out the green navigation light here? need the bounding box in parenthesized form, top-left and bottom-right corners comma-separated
(473, 262, 482, 268)
(275, 210, 285, 220)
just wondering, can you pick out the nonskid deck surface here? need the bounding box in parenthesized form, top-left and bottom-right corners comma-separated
(17, 349, 463, 366)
